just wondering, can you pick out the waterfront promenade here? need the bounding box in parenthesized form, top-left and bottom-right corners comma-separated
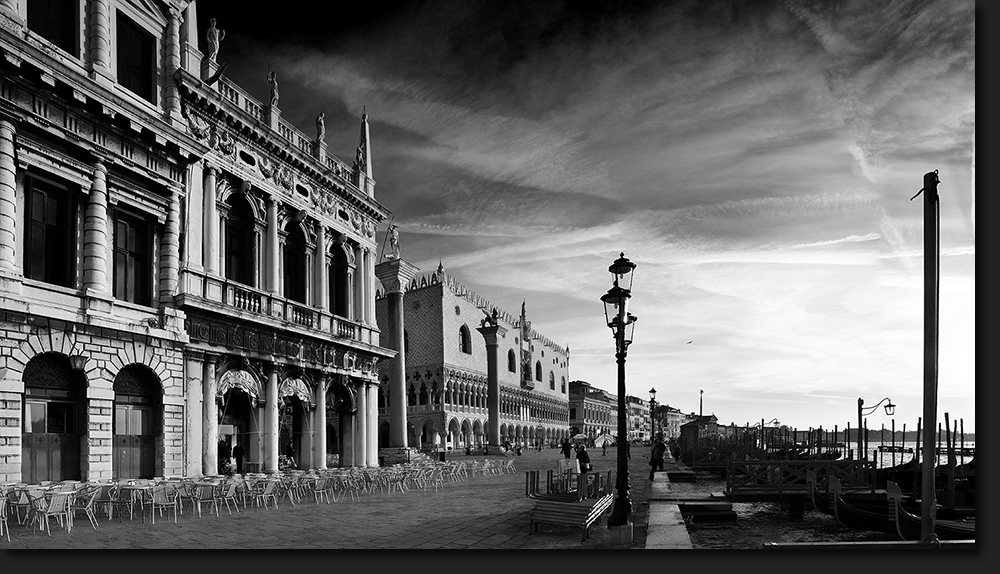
(2, 447, 655, 551)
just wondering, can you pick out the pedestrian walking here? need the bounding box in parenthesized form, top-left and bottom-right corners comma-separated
(602, 440, 608, 456)
(561, 439, 573, 459)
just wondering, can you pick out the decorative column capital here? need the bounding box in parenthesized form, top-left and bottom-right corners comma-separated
(476, 323, 507, 346)
(374, 258, 419, 295)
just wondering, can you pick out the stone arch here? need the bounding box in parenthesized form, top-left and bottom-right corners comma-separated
(106, 340, 171, 394)
(279, 377, 315, 409)
(6, 330, 93, 391)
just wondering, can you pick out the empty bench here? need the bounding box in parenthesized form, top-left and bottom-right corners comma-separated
(529, 493, 615, 541)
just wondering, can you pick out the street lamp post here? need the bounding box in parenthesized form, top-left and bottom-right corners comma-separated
(601, 252, 637, 532)
(648, 388, 657, 441)
(857, 397, 895, 460)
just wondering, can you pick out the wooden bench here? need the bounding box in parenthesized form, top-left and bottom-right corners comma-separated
(529, 493, 615, 541)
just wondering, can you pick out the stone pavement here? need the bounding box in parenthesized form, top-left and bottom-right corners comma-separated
(1, 447, 659, 551)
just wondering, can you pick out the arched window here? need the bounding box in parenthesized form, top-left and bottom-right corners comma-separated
(459, 325, 472, 354)
(225, 193, 257, 287)
(508, 350, 517, 372)
(283, 221, 309, 304)
(535, 361, 542, 382)
(549, 371, 555, 390)
(561, 376, 566, 393)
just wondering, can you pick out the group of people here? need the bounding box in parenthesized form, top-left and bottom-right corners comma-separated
(648, 437, 681, 480)
(560, 439, 597, 474)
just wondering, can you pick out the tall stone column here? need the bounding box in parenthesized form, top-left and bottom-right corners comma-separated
(159, 189, 181, 303)
(367, 381, 379, 466)
(265, 196, 279, 294)
(0, 119, 17, 278)
(164, 7, 183, 121)
(264, 364, 279, 474)
(82, 160, 110, 293)
(314, 222, 327, 311)
(354, 378, 367, 467)
(203, 164, 219, 275)
(202, 354, 219, 475)
(87, 0, 112, 82)
(185, 352, 204, 477)
(375, 258, 418, 448)
(314, 374, 328, 469)
(477, 321, 507, 448)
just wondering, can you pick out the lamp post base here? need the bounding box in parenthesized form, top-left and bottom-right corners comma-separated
(603, 523, 633, 547)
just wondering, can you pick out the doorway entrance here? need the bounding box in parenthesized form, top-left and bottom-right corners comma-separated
(112, 365, 161, 480)
(21, 353, 85, 483)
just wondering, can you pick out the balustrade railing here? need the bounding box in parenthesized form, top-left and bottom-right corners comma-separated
(335, 319, 357, 339)
(231, 285, 263, 313)
(287, 303, 315, 328)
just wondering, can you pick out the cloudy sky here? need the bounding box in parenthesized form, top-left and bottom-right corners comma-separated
(197, 0, 976, 433)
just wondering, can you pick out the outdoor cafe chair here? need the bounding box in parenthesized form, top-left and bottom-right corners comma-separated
(5, 486, 31, 526)
(149, 484, 178, 524)
(1, 496, 10, 542)
(312, 477, 330, 504)
(69, 485, 101, 530)
(219, 481, 241, 514)
(28, 490, 72, 536)
(252, 480, 279, 509)
(192, 482, 220, 518)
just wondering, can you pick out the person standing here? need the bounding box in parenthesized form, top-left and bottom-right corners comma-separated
(649, 439, 666, 480)
(602, 440, 609, 456)
(232, 442, 245, 475)
(561, 439, 573, 459)
(577, 444, 592, 475)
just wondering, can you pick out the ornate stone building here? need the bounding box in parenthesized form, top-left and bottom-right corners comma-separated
(0, 0, 393, 483)
(369, 262, 572, 451)
(568, 380, 615, 443)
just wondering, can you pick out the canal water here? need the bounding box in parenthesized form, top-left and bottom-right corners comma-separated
(671, 474, 900, 549)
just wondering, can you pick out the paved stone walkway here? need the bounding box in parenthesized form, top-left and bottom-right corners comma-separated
(1, 447, 654, 551)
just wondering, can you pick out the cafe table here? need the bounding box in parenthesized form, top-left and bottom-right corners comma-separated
(116, 482, 154, 522)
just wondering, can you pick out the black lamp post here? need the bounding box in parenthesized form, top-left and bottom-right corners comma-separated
(601, 252, 637, 527)
(857, 397, 895, 460)
(648, 387, 657, 441)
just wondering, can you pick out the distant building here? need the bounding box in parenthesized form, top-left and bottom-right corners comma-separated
(366, 262, 572, 450)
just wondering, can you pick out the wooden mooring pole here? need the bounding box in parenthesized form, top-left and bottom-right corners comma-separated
(917, 170, 940, 541)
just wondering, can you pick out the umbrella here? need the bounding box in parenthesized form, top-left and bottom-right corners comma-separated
(571, 434, 588, 441)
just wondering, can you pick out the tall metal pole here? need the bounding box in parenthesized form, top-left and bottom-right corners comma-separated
(919, 170, 940, 541)
(857, 398, 864, 461)
(608, 337, 632, 525)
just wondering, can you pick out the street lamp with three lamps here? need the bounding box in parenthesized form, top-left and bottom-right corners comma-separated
(601, 252, 638, 533)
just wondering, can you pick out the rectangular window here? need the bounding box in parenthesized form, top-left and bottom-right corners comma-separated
(116, 12, 155, 103)
(24, 176, 74, 288)
(27, 0, 77, 56)
(24, 401, 46, 433)
(113, 210, 152, 306)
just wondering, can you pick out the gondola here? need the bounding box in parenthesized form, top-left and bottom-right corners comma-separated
(806, 471, 889, 517)
(828, 476, 895, 533)
(886, 481, 975, 541)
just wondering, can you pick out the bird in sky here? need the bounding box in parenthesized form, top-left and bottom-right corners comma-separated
(687, 340, 692, 344)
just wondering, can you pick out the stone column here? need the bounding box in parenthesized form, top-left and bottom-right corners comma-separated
(264, 364, 279, 474)
(87, 0, 112, 82)
(374, 258, 418, 448)
(314, 222, 327, 311)
(159, 189, 181, 303)
(265, 197, 279, 294)
(82, 160, 111, 293)
(367, 381, 379, 466)
(0, 119, 17, 278)
(202, 165, 219, 275)
(353, 245, 364, 322)
(202, 354, 219, 475)
(185, 352, 205, 477)
(354, 378, 367, 467)
(314, 374, 328, 469)
(164, 7, 183, 121)
(477, 322, 507, 449)
(179, 2, 200, 75)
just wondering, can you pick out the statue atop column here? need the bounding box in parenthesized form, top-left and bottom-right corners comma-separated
(316, 112, 325, 142)
(385, 224, 400, 260)
(267, 70, 279, 107)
